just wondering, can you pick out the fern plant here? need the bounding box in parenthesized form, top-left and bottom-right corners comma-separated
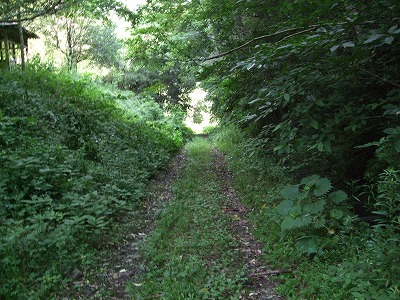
(275, 175, 352, 255)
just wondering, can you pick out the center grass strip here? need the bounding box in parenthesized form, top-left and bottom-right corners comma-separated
(128, 138, 247, 300)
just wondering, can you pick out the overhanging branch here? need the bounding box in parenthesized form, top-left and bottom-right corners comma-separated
(200, 20, 379, 62)
(201, 25, 320, 62)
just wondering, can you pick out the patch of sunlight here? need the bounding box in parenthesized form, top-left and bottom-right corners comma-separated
(185, 85, 218, 134)
(113, 0, 147, 39)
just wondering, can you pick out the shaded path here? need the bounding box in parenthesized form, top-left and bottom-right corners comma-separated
(213, 148, 284, 300)
(70, 138, 284, 299)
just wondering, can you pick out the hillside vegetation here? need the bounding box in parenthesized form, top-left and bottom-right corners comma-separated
(0, 65, 191, 298)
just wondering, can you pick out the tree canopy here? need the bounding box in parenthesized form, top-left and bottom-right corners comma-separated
(0, 0, 132, 22)
(127, 0, 400, 177)
(38, 15, 122, 70)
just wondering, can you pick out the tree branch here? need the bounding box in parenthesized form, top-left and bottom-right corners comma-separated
(276, 27, 317, 43)
(357, 66, 400, 88)
(201, 25, 319, 62)
(200, 20, 378, 62)
(0, 0, 65, 23)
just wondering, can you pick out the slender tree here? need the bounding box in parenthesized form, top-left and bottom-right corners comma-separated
(38, 14, 121, 71)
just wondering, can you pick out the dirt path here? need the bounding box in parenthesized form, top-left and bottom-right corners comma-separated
(213, 148, 284, 300)
(69, 138, 283, 299)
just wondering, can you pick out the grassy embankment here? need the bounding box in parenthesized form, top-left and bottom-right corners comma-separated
(0, 65, 189, 299)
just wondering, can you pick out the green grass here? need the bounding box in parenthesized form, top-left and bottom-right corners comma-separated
(129, 137, 246, 300)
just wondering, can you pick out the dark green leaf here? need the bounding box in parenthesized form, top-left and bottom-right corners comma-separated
(384, 36, 395, 44)
(342, 41, 355, 48)
(296, 237, 319, 254)
(301, 174, 320, 186)
(363, 33, 384, 44)
(330, 45, 339, 52)
(303, 199, 326, 214)
(317, 142, 324, 152)
(273, 144, 285, 151)
(314, 178, 332, 196)
(384, 128, 396, 134)
(281, 184, 301, 201)
(324, 141, 332, 153)
(276, 200, 295, 215)
(388, 25, 399, 34)
(310, 119, 319, 129)
(281, 215, 312, 230)
(330, 209, 344, 220)
(395, 140, 400, 153)
(328, 190, 348, 204)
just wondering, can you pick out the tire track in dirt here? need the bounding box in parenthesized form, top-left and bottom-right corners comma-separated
(213, 148, 285, 300)
(69, 141, 284, 299)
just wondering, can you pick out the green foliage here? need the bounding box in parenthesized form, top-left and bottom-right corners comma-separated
(0, 65, 187, 299)
(122, 0, 203, 108)
(194, 0, 400, 190)
(374, 168, 400, 225)
(202, 125, 217, 135)
(129, 0, 399, 197)
(0, 0, 131, 22)
(321, 168, 400, 300)
(192, 105, 204, 124)
(126, 0, 400, 297)
(275, 175, 351, 255)
(32, 14, 122, 71)
(132, 0, 399, 294)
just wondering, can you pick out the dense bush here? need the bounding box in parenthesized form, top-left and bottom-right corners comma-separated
(0, 65, 190, 298)
(76, 0, 399, 297)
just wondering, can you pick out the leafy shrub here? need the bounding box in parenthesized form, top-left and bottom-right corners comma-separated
(0, 65, 188, 299)
(328, 168, 400, 299)
(274, 175, 352, 255)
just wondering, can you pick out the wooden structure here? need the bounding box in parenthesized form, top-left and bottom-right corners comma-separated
(0, 22, 38, 69)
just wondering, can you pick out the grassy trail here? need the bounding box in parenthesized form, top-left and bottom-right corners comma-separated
(130, 137, 281, 299)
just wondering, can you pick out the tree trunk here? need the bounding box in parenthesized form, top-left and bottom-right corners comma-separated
(5, 33, 10, 71)
(66, 24, 77, 72)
